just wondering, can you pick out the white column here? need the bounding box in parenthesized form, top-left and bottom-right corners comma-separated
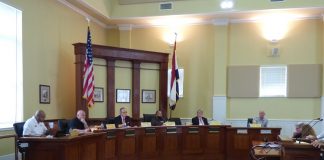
(213, 96, 227, 123)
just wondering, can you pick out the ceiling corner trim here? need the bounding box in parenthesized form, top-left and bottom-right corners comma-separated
(57, 0, 113, 29)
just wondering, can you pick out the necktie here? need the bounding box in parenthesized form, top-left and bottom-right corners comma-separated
(122, 116, 125, 124)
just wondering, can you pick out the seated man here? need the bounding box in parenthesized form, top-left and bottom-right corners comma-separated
(192, 109, 209, 125)
(70, 110, 91, 133)
(114, 107, 131, 128)
(151, 110, 166, 126)
(23, 110, 49, 137)
(254, 111, 268, 127)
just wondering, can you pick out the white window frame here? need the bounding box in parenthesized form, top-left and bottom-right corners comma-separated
(259, 65, 287, 97)
(0, 2, 23, 129)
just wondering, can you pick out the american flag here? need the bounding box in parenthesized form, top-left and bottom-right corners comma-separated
(169, 34, 179, 110)
(82, 27, 94, 107)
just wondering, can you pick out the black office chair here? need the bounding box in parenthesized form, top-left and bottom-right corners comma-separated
(247, 118, 253, 127)
(58, 119, 70, 134)
(168, 118, 182, 125)
(143, 114, 155, 122)
(13, 122, 26, 160)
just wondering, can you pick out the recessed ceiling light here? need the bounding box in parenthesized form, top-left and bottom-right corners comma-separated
(220, 0, 234, 9)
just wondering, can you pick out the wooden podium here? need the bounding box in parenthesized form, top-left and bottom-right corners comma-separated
(281, 140, 321, 160)
(19, 133, 105, 160)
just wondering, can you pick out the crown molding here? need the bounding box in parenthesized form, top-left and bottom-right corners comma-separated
(212, 19, 229, 26)
(118, 24, 133, 31)
(57, 0, 114, 29)
(58, 1, 323, 30)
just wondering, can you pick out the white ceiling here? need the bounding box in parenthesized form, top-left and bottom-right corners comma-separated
(61, 0, 324, 28)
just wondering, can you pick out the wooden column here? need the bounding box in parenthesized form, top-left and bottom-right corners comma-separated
(74, 45, 88, 117)
(107, 59, 115, 118)
(132, 62, 141, 119)
(160, 62, 168, 118)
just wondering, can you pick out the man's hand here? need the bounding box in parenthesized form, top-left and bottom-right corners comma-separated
(306, 135, 316, 140)
(311, 140, 323, 148)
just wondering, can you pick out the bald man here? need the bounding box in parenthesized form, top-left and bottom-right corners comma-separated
(70, 110, 91, 133)
(254, 111, 268, 127)
(23, 110, 49, 137)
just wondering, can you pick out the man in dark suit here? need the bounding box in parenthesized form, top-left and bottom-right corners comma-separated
(192, 109, 209, 125)
(151, 110, 166, 126)
(114, 107, 131, 128)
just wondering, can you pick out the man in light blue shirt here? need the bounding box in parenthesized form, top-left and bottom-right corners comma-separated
(254, 111, 268, 127)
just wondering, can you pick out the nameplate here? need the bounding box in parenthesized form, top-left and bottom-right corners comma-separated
(125, 129, 135, 137)
(208, 127, 220, 133)
(106, 130, 116, 138)
(260, 130, 272, 134)
(166, 127, 177, 134)
(188, 127, 199, 134)
(145, 128, 156, 135)
(237, 129, 248, 134)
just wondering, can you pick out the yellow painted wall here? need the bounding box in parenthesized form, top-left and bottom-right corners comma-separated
(107, 29, 120, 47)
(89, 58, 107, 118)
(0, 130, 15, 156)
(82, 0, 111, 17)
(0, 0, 109, 156)
(227, 19, 322, 119)
(140, 63, 160, 116)
(131, 25, 215, 118)
(115, 60, 133, 116)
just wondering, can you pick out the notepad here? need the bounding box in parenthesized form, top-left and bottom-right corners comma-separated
(209, 121, 221, 125)
(106, 124, 115, 129)
(165, 121, 176, 126)
(250, 124, 262, 128)
(141, 122, 151, 127)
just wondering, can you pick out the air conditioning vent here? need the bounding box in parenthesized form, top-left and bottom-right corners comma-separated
(160, 3, 172, 10)
(270, 0, 284, 2)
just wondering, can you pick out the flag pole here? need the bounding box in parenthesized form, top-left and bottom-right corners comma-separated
(86, 17, 90, 26)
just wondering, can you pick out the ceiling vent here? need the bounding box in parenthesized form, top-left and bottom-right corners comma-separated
(160, 3, 172, 10)
(270, 0, 285, 2)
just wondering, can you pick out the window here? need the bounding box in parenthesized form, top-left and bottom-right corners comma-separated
(0, 2, 23, 129)
(259, 66, 287, 97)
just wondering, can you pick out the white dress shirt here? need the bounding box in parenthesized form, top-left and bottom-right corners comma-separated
(199, 117, 204, 125)
(23, 116, 48, 136)
(317, 131, 324, 140)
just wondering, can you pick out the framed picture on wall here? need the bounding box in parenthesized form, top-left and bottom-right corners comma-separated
(142, 90, 156, 103)
(94, 87, 104, 102)
(39, 85, 50, 104)
(116, 89, 130, 103)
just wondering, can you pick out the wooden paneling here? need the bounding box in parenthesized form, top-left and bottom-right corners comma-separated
(281, 142, 320, 160)
(107, 60, 115, 118)
(73, 43, 169, 118)
(21, 133, 105, 160)
(226, 127, 281, 160)
(21, 126, 284, 160)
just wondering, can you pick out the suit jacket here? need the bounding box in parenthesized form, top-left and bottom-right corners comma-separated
(114, 115, 131, 128)
(192, 116, 209, 125)
(151, 116, 166, 126)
